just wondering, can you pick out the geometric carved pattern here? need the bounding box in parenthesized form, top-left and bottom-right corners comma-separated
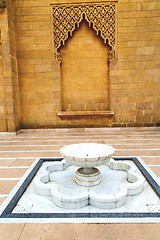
(52, 3, 116, 62)
(0, 0, 6, 13)
(0, 29, 2, 55)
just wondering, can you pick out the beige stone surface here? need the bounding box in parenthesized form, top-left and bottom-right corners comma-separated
(0, 223, 160, 240)
(61, 21, 110, 112)
(150, 166, 160, 177)
(0, 168, 27, 178)
(11, 158, 35, 166)
(0, 180, 18, 194)
(0, 197, 5, 205)
(141, 157, 160, 165)
(0, 159, 15, 167)
(0, 127, 159, 239)
(18, 223, 107, 240)
(0, 0, 160, 130)
(105, 224, 160, 240)
(0, 0, 20, 132)
(0, 224, 25, 240)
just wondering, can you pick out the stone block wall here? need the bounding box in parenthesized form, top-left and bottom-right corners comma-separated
(110, 0, 160, 127)
(7, 0, 21, 131)
(0, 0, 20, 132)
(0, 28, 7, 131)
(60, 21, 110, 112)
(14, 0, 61, 128)
(0, 0, 160, 131)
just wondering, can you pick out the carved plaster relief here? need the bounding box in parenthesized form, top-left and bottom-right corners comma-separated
(0, 29, 2, 56)
(0, 0, 6, 13)
(52, 2, 117, 62)
(0, 29, 1, 47)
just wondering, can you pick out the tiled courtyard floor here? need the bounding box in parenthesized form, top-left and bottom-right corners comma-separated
(0, 127, 160, 239)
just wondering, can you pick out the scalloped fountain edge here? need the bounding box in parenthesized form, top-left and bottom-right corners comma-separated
(33, 158, 145, 209)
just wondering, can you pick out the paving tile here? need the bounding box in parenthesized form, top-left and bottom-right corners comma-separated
(31, 132, 158, 137)
(0, 141, 65, 146)
(0, 197, 5, 205)
(0, 152, 61, 158)
(6, 143, 158, 152)
(0, 127, 160, 239)
(57, 140, 105, 144)
(0, 159, 15, 167)
(0, 224, 25, 240)
(85, 127, 160, 132)
(62, 128, 85, 133)
(1, 149, 159, 159)
(104, 140, 160, 144)
(0, 168, 27, 178)
(141, 157, 160, 165)
(19, 223, 106, 240)
(105, 223, 160, 240)
(115, 150, 160, 156)
(11, 158, 35, 166)
(0, 181, 18, 194)
(0, 146, 62, 151)
(5, 135, 160, 141)
(112, 144, 160, 149)
(150, 166, 160, 177)
(0, 138, 16, 142)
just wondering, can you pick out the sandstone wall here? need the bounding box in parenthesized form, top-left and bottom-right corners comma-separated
(0, 27, 7, 131)
(14, 0, 60, 128)
(0, 0, 20, 132)
(61, 21, 110, 112)
(0, 0, 160, 130)
(111, 0, 160, 127)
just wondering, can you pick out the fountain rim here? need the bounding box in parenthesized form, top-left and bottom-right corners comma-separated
(59, 143, 115, 160)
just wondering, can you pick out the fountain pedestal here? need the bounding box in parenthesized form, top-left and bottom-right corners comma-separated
(60, 143, 115, 187)
(75, 167, 101, 187)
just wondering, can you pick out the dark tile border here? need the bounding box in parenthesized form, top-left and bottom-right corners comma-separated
(0, 157, 160, 219)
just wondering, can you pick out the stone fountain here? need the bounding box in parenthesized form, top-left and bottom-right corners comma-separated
(34, 143, 145, 209)
(60, 143, 115, 187)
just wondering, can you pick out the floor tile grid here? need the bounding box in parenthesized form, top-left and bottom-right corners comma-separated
(0, 127, 160, 240)
(0, 127, 160, 201)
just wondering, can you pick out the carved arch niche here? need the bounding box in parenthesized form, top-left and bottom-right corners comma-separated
(51, 2, 117, 121)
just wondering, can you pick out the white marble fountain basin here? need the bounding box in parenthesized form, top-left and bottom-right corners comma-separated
(33, 158, 145, 209)
(60, 143, 115, 168)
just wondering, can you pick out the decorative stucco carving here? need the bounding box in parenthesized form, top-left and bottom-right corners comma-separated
(52, 3, 116, 62)
(0, 29, 2, 54)
(0, 0, 6, 13)
(107, 48, 115, 62)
